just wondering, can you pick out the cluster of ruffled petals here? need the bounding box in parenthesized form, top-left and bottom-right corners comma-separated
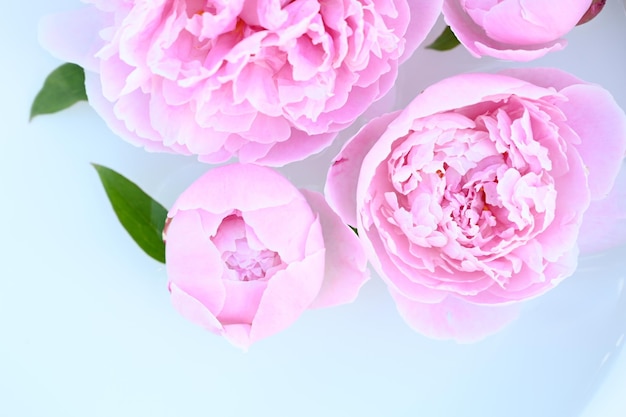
(326, 69, 626, 341)
(40, 0, 442, 165)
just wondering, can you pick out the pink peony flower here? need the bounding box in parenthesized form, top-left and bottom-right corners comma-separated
(442, 0, 593, 61)
(326, 68, 626, 341)
(164, 163, 368, 349)
(39, 0, 442, 166)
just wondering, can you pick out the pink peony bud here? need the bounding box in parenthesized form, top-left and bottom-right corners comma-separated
(165, 163, 369, 349)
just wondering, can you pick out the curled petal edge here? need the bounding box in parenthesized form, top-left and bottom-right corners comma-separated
(301, 190, 370, 309)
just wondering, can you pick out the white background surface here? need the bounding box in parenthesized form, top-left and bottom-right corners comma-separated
(1, 1, 625, 416)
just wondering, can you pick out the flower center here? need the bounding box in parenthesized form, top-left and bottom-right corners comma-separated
(223, 241, 283, 282)
(212, 214, 285, 281)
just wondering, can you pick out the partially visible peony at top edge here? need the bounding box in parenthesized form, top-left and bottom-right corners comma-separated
(39, 0, 443, 166)
(442, 0, 594, 61)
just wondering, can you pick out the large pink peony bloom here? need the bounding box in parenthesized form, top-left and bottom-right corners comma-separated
(39, 0, 442, 166)
(443, 0, 593, 61)
(164, 163, 368, 349)
(326, 68, 626, 341)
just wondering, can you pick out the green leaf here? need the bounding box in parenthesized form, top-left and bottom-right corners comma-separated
(30, 63, 88, 121)
(426, 26, 461, 51)
(92, 164, 168, 264)
(349, 226, 358, 236)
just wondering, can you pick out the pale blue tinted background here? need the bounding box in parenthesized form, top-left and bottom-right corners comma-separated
(1, 1, 625, 416)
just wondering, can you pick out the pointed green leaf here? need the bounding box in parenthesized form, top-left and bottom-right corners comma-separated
(92, 164, 168, 264)
(30, 63, 88, 121)
(426, 26, 461, 51)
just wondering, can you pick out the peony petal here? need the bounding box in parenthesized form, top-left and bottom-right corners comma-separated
(558, 84, 626, 199)
(249, 237, 326, 345)
(325, 111, 400, 226)
(389, 289, 522, 343)
(38, 7, 106, 72)
(242, 200, 318, 264)
(360, 214, 450, 303)
(499, 67, 584, 91)
(165, 210, 227, 315)
(480, 0, 588, 45)
(252, 129, 337, 167)
(400, 0, 444, 62)
(217, 280, 268, 325)
(221, 323, 253, 351)
(300, 190, 370, 309)
(399, 73, 557, 125)
(170, 164, 303, 214)
(442, 0, 493, 58)
(472, 41, 564, 62)
(84, 72, 188, 154)
(169, 282, 224, 335)
(578, 163, 626, 254)
(535, 146, 590, 262)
